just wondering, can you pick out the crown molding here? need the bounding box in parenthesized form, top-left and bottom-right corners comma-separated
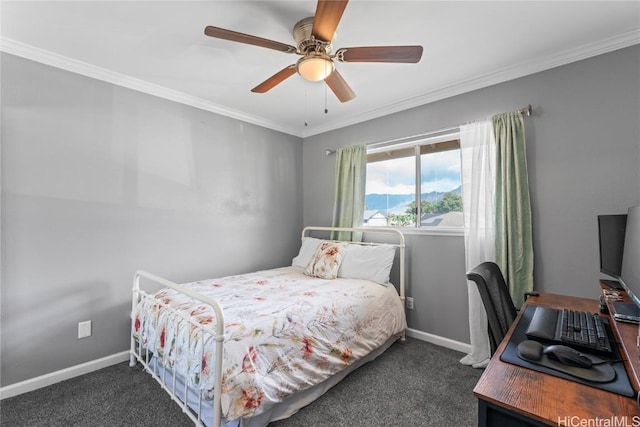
(0, 38, 302, 137)
(2, 29, 638, 139)
(301, 29, 640, 137)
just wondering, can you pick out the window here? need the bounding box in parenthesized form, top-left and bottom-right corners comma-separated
(365, 133, 463, 229)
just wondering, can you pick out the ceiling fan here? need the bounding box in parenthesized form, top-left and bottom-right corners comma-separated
(204, 0, 423, 103)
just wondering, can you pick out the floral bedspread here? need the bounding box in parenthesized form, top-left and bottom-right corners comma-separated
(132, 266, 406, 421)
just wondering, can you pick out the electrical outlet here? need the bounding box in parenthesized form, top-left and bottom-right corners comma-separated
(78, 320, 92, 339)
(406, 297, 414, 310)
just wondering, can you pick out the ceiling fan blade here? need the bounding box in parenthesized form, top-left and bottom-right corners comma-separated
(325, 69, 356, 103)
(204, 26, 297, 53)
(335, 46, 423, 63)
(312, 0, 349, 41)
(251, 65, 297, 93)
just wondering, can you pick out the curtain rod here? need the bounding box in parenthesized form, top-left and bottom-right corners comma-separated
(325, 104, 533, 155)
(519, 104, 532, 116)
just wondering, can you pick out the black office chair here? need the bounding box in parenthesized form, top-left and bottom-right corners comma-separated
(466, 261, 517, 356)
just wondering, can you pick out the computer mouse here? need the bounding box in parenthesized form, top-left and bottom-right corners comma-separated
(543, 344, 593, 369)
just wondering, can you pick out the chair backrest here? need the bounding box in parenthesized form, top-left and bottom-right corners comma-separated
(466, 261, 518, 355)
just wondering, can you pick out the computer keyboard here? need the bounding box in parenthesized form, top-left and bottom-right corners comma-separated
(525, 306, 613, 354)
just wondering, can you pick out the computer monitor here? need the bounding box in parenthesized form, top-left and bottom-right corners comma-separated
(597, 214, 627, 278)
(611, 206, 640, 327)
(619, 206, 640, 310)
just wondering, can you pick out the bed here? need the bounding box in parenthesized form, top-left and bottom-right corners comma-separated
(129, 226, 406, 427)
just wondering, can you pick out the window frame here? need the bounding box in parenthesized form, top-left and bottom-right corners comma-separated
(365, 130, 464, 236)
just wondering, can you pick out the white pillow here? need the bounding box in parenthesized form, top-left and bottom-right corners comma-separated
(338, 244, 396, 284)
(304, 242, 347, 279)
(292, 237, 325, 268)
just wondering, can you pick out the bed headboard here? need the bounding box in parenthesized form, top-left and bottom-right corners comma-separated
(301, 226, 406, 307)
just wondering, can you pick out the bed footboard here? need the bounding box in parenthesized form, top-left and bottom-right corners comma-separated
(130, 270, 225, 427)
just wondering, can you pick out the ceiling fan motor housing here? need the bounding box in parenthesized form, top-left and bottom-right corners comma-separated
(293, 17, 336, 82)
(293, 17, 334, 54)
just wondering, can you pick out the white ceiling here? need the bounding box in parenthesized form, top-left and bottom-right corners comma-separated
(2, 1, 639, 137)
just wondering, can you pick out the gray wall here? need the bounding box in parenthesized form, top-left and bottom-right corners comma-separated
(2, 44, 638, 387)
(303, 45, 640, 344)
(1, 54, 303, 386)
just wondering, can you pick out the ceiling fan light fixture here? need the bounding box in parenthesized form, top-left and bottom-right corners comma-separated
(296, 54, 335, 82)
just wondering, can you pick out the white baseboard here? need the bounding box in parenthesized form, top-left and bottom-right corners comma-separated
(406, 328, 472, 354)
(1, 331, 469, 400)
(0, 350, 130, 400)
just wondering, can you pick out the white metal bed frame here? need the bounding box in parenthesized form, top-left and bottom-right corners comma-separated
(129, 226, 406, 427)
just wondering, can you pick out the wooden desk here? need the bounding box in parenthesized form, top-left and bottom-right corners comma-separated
(473, 292, 640, 426)
(603, 284, 640, 392)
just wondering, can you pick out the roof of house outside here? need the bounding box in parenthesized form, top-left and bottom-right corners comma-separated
(364, 210, 386, 220)
(421, 211, 464, 227)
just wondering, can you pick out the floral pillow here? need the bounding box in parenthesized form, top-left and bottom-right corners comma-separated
(304, 241, 347, 279)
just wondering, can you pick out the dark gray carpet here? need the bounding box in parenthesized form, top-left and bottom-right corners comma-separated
(1, 338, 483, 426)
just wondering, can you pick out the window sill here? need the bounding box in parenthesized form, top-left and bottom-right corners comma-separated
(364, 226, 464, 237)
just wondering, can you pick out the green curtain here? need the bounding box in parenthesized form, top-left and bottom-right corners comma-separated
(492, 112, 534, 307)
(331, 144, 367, 241)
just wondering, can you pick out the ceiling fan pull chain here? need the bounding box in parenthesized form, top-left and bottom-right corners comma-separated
(325, 84, 328, 114)
(305, 82, 309, 126)
(324, 61, 329, 114)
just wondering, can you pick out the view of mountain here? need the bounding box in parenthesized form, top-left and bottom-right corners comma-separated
(365, 185, 462, 214)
